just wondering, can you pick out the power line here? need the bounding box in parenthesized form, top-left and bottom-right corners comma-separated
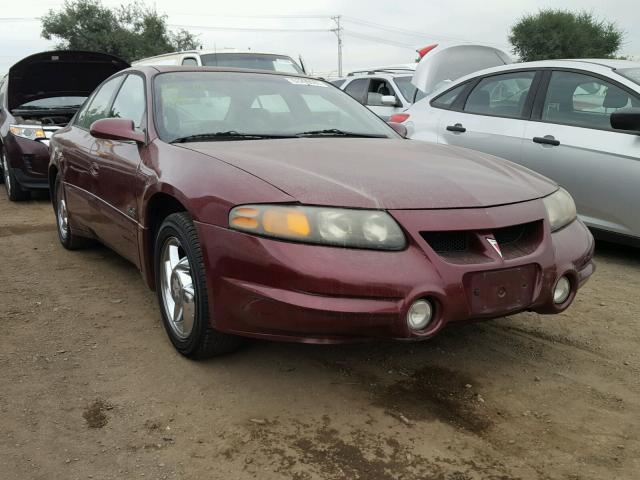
(343, 30, 417, 49)
(168, 24, 329, 33)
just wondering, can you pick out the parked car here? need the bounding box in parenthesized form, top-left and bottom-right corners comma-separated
(49, 66, 594, 358)
(394, 59, 640, 246)
(337, 67, 418, 120)
(132, 49, 306, 74)
(0, 50, 129, 200)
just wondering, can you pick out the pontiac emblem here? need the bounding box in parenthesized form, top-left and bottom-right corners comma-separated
(486, 236, 502, 258)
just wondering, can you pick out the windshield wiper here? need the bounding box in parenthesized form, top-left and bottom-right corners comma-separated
(295, 128, 386, 138)
(170, 131, 293, 143)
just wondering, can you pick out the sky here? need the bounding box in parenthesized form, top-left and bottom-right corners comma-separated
(0, 0, 638, 76)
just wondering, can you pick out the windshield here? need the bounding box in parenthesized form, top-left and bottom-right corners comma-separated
(394, 76, 418, 102)
(617, 67, 640, 86)
(18, 96, 86, 110)
(153, 72, 396, 142)
(200, 53, 304, 74)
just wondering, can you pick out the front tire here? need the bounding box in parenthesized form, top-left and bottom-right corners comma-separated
(54, 174, 89, 249)
(2, 149, 30, 201)
(154, 212, 242, 359)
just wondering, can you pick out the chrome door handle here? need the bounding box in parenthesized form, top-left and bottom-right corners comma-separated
(89, 162, 100, 176)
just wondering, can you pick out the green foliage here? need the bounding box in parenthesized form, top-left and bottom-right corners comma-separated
(509, 9, 624, 62)
(41, 0, 199, 63)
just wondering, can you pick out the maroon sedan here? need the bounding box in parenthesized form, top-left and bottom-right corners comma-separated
(1, 51, 128, 200)
(49, 66, 595, 358)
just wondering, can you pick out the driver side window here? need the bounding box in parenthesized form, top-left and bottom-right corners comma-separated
(366, 79, 396, 107)
(76, 76, 124, 130)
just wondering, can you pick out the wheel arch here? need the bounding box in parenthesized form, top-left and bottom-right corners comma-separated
(141, 191, 190, 291)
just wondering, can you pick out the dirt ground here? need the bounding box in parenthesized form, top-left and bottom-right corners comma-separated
(0, 192, 638, 480)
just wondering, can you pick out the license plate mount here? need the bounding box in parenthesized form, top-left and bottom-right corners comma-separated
(464, 265, 538, 316)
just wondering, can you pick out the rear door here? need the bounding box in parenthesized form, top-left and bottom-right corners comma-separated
(521, 69, 640, 238)
(90, 73, 147, 266)
(435, 70, 541, 162)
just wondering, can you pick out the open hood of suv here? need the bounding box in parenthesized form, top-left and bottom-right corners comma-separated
(411, 43, 511, 94)
(8, 50, 129, 111)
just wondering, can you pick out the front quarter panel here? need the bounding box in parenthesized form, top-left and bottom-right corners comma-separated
(139, 140, 294, 227)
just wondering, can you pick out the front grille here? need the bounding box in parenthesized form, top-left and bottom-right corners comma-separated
(421, 231, 469, 253)
(420, 220, 543, 263)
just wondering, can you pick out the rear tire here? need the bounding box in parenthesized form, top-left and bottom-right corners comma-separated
(154, 212, 242, 359)
(2, 149, 30, 201)
(54, 174, 90, 250)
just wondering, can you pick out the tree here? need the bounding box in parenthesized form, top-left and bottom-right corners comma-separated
(41, 0, 199, 63)
(509, 10, 624, 62)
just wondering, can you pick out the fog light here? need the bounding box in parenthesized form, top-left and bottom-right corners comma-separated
(553, 276, 571, 304)
(407, 299, 433, 331)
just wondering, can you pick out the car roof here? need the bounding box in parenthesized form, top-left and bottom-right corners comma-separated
(425, 58, 640, 98)
(452, 58, 640, 80)
(133, 49, 295, 62)
(131, 65, 314, 79)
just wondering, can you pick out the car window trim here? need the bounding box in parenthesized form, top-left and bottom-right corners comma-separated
(529, 67, 640, 135)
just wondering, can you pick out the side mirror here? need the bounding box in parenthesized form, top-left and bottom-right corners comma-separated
(387, 121, 407, 138)
(611, 108, 640, 132)
(381, 95, 400, 107)
(90, 118, 145, 143)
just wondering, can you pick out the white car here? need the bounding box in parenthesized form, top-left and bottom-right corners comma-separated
(336, 66, 421, 120)
(132, 49, 306, 74)
(394, 59, 640, 246)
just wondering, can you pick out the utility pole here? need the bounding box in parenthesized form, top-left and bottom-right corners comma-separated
(331, 15, 343, 77)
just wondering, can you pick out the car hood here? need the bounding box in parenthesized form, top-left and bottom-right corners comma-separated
(412, 43, 511, 94)
(8, 50, 129, 111)
(182, 138, 557, 209)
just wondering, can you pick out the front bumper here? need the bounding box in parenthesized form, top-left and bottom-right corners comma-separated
(3, 134, 50, 189)
(195, 199, 595, 343)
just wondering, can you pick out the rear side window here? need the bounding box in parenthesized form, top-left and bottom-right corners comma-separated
(431, 82, 468, 109)
(182, 57, 198, 66)
(344, 78, 368, 104)
(110, 74, 146, 129)
(464, 72, 536, 118)
(542, 71, 640, 131)
(76, 76, 124, 129)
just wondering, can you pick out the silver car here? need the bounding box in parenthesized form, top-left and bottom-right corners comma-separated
(400, 59, 640, 246)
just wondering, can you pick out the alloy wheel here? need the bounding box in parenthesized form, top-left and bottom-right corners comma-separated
(159, 237, 196, 339)
(2, 151, 11, 197)
(56, 183, 69, 241)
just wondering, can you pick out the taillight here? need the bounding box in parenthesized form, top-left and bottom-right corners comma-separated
(416, 44, 438, 59)
(389, 113, 410, 123)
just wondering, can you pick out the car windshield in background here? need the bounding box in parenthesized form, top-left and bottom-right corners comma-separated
(394, 76, 418, 102)
(18, 96, 87, 110)
(200, 53, 304, 74)
(617, 68, 640, 86)
(153, 72, 395, 143)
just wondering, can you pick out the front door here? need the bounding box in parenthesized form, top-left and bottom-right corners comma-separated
(521, 70, 640, 238)
(90, 74, 147, 266)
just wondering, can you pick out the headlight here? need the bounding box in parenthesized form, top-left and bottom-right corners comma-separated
(229, 204, 406, 250)
(10, 124, 46, 141)
(543, 187, 577, 232)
